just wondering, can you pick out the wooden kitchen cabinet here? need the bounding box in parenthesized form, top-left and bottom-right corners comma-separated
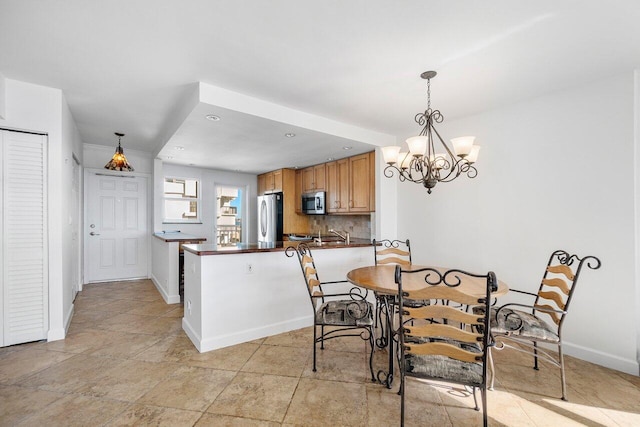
(257, 169, 283, 195)
(326, 151, 375, 213)
(301, 164, 325, 192)
(295, 169, 303, 213)
(326, 158, 349, 213)
(348, 153, 372, 212)
(258, 168, 309, 233)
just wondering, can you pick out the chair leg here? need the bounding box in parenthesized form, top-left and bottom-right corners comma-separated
(533, 341, 539, 370)
(559, 343, 568, 401)
(488, 345, 495, 391)
(313, 325, 317, 372)
(400, 374, 406, 426)
(320, 325, 325, 350)
(482, 386, 488, 427)
(368, 327, 376, 381)
(472, 386, 479, 411)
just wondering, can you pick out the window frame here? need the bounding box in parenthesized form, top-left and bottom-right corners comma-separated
(162, 176, 202, 224)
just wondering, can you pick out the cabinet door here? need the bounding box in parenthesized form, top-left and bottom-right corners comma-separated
(369, 151, 376, 211)
(325, 161, 338, 213)
(336, 159, 349, 213)
(295, 169, 303, 213)
(302, 167, 315, 192)
(313, 164, 326, 191)
(257, 173, 267, 195)
(273, 169, 283, 192)
(349, 153, 371, 212)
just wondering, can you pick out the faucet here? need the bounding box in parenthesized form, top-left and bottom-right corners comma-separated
(329, 229, 350, 245)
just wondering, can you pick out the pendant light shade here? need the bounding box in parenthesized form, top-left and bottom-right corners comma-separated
(104, 132, 134, 171)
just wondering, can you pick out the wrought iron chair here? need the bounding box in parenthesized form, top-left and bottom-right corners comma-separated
(484, 250, 601, 401)
(396, 266, 496, 427)
(372, 239, 428, 347)
(286, 243, 375, 381)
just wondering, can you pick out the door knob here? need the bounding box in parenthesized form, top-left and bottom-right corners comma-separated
(90, 232, 100, 236)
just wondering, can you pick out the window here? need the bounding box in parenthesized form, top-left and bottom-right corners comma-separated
(216, 185, 244, 248)
(163, 178, 200, 223)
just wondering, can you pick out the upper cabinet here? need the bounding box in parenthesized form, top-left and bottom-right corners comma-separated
(326, 158, 349, 213)
(301, 164, 325, 193)
(257, 169, 283, 195)
(266, 151, 376, 216)
(326, 151, 375, 214)
(348, 153, 372, 213)
(259, 168, 309, 234)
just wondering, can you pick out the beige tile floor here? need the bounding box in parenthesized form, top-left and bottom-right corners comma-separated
(1, 279, 639, 426)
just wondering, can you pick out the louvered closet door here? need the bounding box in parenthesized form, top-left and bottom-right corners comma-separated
(1, 130, 48, 346)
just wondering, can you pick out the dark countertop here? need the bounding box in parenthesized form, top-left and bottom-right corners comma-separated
(182, 238, 374, 256)
(153, 231, 207, 243)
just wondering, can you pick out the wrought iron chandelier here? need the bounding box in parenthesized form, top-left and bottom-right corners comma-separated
(382, 71, 479, 194)
(104, 132, 134, 172)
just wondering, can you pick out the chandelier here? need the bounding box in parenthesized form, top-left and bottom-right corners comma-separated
(382, 71, 479, 194)
(104, 132, 134, 171)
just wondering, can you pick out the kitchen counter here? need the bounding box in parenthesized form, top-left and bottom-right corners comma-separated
(182, 238, 374, 256)
(151, 231, 206, 304)
(181, 239, 377, 353)
(153, 231, 207, 242)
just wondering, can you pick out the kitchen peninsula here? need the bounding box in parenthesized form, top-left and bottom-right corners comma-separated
(152, 231, 207, 304)
(181, 239, 375, 352)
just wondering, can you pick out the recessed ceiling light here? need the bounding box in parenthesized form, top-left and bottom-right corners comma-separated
(327, 157, 335, 161)
(174, 146, 185, 150)
(285, 133, 296, 138)
(205, 114, 221, 121)
(343, 146, 352, 150)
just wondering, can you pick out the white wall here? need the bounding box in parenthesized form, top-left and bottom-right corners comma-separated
(395, 72, 638, 374)
(0, 78, 81, 341)
(155, 162, 258, 243)
(61, 93, 83, 331)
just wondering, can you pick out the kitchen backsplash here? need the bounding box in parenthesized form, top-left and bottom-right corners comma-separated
(308, 214, 373, 240)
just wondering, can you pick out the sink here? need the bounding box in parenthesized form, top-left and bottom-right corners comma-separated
(313, 240, 346, 246)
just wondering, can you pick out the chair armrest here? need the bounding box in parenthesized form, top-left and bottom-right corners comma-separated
(319, 280, 369, 299)
(509, 288, 538, 297)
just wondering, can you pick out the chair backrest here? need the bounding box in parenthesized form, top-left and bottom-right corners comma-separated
(395, 266, 495, 378)
(373, 239, 411, 266)
(533, 250, 601, 328)
(286, 243, 324, 309)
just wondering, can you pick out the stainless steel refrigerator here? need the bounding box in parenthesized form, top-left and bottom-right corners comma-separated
(257, 192, 283, 243)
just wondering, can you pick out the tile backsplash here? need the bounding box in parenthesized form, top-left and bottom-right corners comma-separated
(308, 214, 373, 240)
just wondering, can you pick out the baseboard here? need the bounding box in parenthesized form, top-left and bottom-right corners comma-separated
(63, 304, 74, 334)
(182, 317, 202, 352)
(188, 315, 314, 353)
(150, 274, 181, 304)
(564, 341, 639, 376)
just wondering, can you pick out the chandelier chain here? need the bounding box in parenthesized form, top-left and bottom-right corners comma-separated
(426, 77, 431, 111)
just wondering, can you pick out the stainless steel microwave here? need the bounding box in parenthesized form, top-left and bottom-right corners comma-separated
(301, 191, 326, 215)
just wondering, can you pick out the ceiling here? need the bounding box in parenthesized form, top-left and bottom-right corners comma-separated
(1, 1, 639, 173)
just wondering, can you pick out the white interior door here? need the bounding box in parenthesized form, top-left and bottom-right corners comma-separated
(85, 172, 148, 283)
